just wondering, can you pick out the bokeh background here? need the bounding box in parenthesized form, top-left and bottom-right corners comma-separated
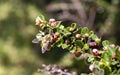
(0, 0, 120, 75)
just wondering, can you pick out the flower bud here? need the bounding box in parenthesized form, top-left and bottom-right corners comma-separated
(51, 22, 56, 27)
(110, 44, 115, 48)
(49, 18, 56, 27)
(84, 33, 89, 38)
(92, 48, 99, 56)
(88, 42, 98, 49)
(95, 38, 101, 44)
(53, 35, 57, 42)
(112, 52, 116, 59)
(103, 46, 108, 51)
(55, 32, 60, 36)
(73, 50, 81, 57)
(65, 40, 70, 44)
(69, 28, 74, 32)
(60, 25, 64, 29)
(49, 18, 55, 23)
(75, 34, 81, 39)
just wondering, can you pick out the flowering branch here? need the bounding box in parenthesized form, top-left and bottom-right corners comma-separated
(32, 15, 120, 75)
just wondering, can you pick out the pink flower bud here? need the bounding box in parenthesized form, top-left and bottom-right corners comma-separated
(75, 34, 81, 39)
(112, 52, 116, 59)
(51, 22, 56, 27)
(49, 18, 56, 27)
(92, 48, 99, 56)
(52, 35, 57, 42)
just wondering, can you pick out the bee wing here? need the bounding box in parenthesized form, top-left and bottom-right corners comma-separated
(32, 38, 40, 43)
(41, 46, 46, 54)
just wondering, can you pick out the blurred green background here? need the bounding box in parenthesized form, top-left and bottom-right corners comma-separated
(0, 0, 120, 75)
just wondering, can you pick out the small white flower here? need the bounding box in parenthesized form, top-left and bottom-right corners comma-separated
(60, 25, 64, 29)
(35, 16, 43, 25)
(36, 16, 41, 22)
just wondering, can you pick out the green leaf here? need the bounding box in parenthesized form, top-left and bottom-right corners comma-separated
(60, 29, 71, 36)
(111, 60, 119, 65)
(63, 29, 71, 36)
(89, 31, 94, 35)
(55, 36, 64, 47)
(93, 68, 104, 75)
(39, 15, 45, 20)
(81, 27, 89, 35)
(68, 45, 74, 51)
(76, 40, 84, 48)
(62, 44, 69, 49)
(101, 53, 110, 62)
(70, 36, 76, 43)
(36, 33, 42, 40)
(103, 66, 112, 75)
(56, 21, 61, 28)
(102, 40, 109, 46)
(95, 38, 101, 44)
(116, 48, 120, 60)
(83, 44, 89, 50)
(87, 54, 94, 62)
(70, 46, 76, 53)
(73, 28, 81, 33)
(90, 34, 99, 41)
(71, 23, 76, 29)
(57, 43, 62, 47)
(107, 46, 114, 54)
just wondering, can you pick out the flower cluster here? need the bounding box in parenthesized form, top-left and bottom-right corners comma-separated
(38, 64, 77, 75)
(33, 15, 120, 75)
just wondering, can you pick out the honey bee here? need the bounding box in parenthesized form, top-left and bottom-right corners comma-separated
(41, 41, 51, 54)
(41, 34, 53, 54)
(32, 33, 53, 54)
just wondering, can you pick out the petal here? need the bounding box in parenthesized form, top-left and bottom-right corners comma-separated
(36, 16, 41, 22)
(49, 18, 55, 23)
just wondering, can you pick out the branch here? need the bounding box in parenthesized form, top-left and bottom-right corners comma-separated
(33, 14, 120, 75)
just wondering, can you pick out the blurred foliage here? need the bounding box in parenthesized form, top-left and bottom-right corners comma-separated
(0, 0, 120, 75)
